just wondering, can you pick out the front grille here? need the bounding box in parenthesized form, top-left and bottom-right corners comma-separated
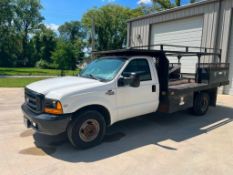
(25, 88, 44, 113)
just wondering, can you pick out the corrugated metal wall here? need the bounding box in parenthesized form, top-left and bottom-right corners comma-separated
(128, 0, 220, 49)
(216, 0, 233, 63)
(128, 0, 233, 61)
(128, 0, 233, 94)
(219, 0, 233, 94)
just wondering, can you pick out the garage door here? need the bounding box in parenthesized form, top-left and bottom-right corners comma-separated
(150, 16, 203, 73)
(224, 16, 233, 95)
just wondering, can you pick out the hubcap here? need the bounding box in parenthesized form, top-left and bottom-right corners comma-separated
(79, 119, 100, 142)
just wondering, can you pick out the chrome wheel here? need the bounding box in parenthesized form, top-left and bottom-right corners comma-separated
(79, 119, 100, 142)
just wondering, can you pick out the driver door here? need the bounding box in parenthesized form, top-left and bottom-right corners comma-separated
(116, 58, 159, 121)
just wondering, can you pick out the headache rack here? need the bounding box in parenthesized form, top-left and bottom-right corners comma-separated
(94, 44, 228, 85)
(94, 44, 222, 59)
(94, 44, 229, 84)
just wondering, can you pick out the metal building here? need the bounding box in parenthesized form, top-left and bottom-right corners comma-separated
(127, 0, 233, 95)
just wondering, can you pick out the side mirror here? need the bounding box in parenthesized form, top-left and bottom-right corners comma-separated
(118, 72, 140, 88)
(129, 73, 140, 87)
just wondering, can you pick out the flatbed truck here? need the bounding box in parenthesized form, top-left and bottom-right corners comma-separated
(22, 44, 230, 149)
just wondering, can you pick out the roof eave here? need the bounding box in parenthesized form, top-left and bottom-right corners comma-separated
(127, 0, 218, 23)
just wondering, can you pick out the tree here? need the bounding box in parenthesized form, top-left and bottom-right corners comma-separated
(58, 21, 84, 43)
(15, 0, 44, 66)
(58, 21, 85, 65)
(82, 4, 144, 51)
(176, 0, 181, 6)
(0, 0, 21, 67)
(151, 0, 199, 11)
(32, 24, 57, 64)
(153, 0, 177, 11)
(72, 39, 85, 62)
(51, 41, 78, 70)
(134, 4, 158, 15)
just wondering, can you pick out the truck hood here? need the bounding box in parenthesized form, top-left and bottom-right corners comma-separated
(26, 76, 104, 96)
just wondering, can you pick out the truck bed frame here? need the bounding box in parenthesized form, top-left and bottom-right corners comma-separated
(93, 44, 230, 113)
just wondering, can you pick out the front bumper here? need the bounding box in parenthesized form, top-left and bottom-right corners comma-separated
(21, 103, 71, 135)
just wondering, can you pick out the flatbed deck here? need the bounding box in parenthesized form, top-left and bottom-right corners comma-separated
(94, 44, 229, 114)
(169, 82, 208, 93)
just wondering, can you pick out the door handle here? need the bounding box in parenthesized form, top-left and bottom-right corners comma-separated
(152, 85, 156, 92)
(106, 90, 115, 95)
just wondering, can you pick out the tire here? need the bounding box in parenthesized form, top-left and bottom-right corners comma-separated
(191, 93, 210, 116)
(67, 110, 106, 149)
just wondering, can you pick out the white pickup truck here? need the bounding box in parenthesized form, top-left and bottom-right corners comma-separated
(22, 45, 229, 149)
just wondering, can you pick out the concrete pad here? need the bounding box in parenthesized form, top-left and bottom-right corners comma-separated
(0, 88, 232, 175)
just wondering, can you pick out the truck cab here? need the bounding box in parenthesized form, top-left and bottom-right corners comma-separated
(22, 55, 160, 148)
(22, 45, 229, 149)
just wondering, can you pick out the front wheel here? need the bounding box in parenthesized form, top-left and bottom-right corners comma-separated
(67, 110, 106, 149)
(191, 93, 209, 116)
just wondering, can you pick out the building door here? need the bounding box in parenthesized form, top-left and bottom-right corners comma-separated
(150, 16, 203, 73)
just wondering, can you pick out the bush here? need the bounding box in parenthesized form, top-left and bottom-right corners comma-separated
(35, 59, 57, 69)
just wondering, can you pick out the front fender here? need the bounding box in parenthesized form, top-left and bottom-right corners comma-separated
(61, 92, 117, 125)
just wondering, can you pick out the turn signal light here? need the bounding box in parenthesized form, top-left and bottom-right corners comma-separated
(44, 101, 63, 115)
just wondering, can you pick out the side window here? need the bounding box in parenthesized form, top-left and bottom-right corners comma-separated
(122, 59, 152, 81)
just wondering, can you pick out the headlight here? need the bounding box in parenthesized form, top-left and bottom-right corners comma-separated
(44, 99, 63, 115)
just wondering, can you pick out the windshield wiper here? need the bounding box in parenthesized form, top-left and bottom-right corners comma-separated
(85, 74, 106, 82)
(89, 74, 99, 80)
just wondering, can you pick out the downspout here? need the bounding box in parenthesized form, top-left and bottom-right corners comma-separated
(127, 22, 132, 48)
(213, 0, 222, 62)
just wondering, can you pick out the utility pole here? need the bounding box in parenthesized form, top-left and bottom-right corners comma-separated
(91, 16, 96, 54)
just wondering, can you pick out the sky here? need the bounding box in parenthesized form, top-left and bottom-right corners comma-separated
(41, 0, 191, 31)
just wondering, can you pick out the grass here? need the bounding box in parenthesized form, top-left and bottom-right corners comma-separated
(0, 67, 80, 76)
(0, 77, 48, 87)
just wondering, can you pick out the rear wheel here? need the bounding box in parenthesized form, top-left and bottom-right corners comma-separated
(191, 93, 209, 116)
(67, 110, 106, 149)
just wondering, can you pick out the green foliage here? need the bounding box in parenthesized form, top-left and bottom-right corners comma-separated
(35, 59, 54, 69)
(152, 0, 198, 10)
(15, 0, 44, 66)
(58, 21, 85, 42)
(0, 0, 44, 67)
(51, 41, 76, 70)
(175, 0, 181, 6)
(134, 4, 157, 15)
(32, 24, 57, 63)
(57, 21, 85, 68)
(152, 0, 175, 10)
(190, 0, 198, 3)
(82, 4, 144, 51)
(0, 0, 20, 67)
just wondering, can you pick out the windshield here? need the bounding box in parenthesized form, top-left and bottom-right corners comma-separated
(79, 57, 126, 82)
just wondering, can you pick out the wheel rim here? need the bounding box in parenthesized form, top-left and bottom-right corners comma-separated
(200, 96, 208, 112)
(79, 119, 100, 142)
